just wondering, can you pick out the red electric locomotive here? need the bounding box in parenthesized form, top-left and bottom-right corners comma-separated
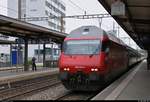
(59, 26, 137, 91)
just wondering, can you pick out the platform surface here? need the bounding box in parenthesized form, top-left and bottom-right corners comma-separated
(92, 60, 150, 100)
(0, 68, 58, 79)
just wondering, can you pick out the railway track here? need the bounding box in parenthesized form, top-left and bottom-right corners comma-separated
(0, 74, 61, 101)
(55, 91, 98, 100)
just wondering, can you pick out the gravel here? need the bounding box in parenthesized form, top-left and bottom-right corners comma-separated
(19, 84, 69, 100)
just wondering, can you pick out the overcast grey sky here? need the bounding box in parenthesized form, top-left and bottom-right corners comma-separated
(63, 0, 118, 33)
(0, 0, 140, 49)
(63, 0, 134, 42)
(0, 0, 7, 15)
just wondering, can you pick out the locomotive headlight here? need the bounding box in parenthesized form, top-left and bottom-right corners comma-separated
(64, 68, 70, 71)
(67, 68, 70, 71)
(91, 69, 95, 71)
(95, 68, 98, 71)
(91, 68, 98, 71)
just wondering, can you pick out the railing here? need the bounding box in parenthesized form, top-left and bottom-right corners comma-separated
(45, 60, 58, 68)
(0, 62, 11, 67)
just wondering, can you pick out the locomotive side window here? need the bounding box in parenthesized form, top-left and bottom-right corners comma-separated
(63, 40, 101, 55)
(101, 41, 109, 53)
(62, 42, 66, 52)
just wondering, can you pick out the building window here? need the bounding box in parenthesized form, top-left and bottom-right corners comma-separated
(30, 9, 37, 12)
(30, 0, 37, 2)
(45, 1, 65, 16)
(45, 10, 48, 15)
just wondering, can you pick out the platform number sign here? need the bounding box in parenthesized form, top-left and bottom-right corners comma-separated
(111, 0, 125, 16)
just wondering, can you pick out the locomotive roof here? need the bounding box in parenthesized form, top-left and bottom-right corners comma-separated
(67, 26, 106, 38)
(66, 26, 140, 55)
(67, 25, 126, 46)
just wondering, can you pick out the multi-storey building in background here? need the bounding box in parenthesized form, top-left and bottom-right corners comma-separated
(7, 0, 66, 62)
(8, 0, 66, 32)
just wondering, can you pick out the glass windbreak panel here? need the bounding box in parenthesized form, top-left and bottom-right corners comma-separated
(63, 40, 101, 55)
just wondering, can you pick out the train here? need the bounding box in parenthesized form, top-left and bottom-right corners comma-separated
(59, 26, 143, 91)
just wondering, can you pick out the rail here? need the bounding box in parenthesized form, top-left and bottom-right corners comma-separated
(0, 67, 23, 72)
(0, 74, 60, 100)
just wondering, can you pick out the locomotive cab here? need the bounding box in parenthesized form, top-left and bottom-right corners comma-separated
(59, 39, 109, 90)
(59, 26, 110, 91)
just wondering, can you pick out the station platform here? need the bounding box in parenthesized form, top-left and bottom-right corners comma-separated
(0, 67, 59, 85)
(0, 67, 57, 77)
(92, 60, 150, 100)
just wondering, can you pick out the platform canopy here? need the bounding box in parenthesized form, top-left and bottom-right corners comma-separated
(0, 15, 67, 44)
(98, 0, 150, 50)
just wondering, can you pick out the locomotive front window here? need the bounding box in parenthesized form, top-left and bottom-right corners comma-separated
(63, 40, 101, 55)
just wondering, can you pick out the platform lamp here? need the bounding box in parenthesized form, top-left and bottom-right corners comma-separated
(111, 0, 125, 16)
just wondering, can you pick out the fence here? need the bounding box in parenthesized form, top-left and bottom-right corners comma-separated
(45, 60, 58, 68)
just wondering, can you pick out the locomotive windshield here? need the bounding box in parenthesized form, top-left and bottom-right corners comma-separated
(63, 40, 101, 55)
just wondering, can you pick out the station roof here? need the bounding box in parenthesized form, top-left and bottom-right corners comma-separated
(98, 0, 150, 50)
(0, 15, 67, 44)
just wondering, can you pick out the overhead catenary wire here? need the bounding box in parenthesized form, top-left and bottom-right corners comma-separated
(0, 1, 110, 27)
(0, 1, 90, 20)
(67, 0, 88, 15)
(20, 13, 111, 21)
(65, 0, 109, 28)
(0, 1, 111, 31)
